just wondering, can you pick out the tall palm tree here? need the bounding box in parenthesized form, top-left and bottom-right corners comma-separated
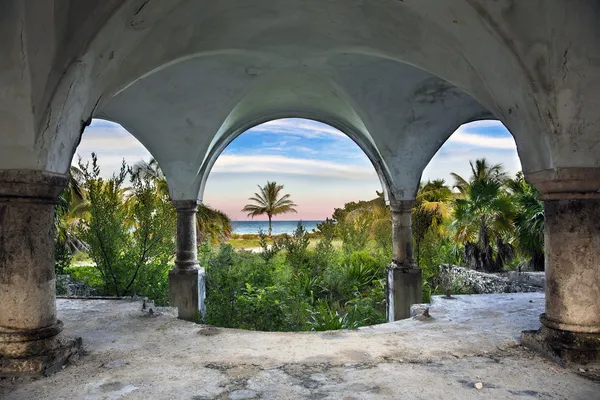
(412, 180, 454, 266)
(132, 158, 232, 243)
(451, 158, 516, 272)
(452, 158, 507, 196)
(242, 181, 298, 236)
(506, 172, 545, 271)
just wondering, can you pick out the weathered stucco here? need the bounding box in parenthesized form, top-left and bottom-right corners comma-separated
(543, 199, 600, 333)
(0, 170, 82, 375)
(0, 0, 599, 200)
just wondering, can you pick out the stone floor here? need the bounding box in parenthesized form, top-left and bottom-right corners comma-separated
(2, 293, 599, 399)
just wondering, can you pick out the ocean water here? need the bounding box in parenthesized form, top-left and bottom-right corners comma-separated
(231, 220, 323, 235)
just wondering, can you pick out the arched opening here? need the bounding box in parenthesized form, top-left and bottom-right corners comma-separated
(415, 120, 544, 302)
(199, 118, 392, 331)
(204, 118, 384, 225)
(56, 119, 178, 305)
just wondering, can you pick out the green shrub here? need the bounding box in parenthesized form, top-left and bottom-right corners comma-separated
(308, 299, 362, 331)
(77, 155, 176, 300)
(235, 284, 286, 331)
(64, 266, 103, 290)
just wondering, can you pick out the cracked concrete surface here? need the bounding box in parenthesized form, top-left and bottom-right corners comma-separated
(2, 293, 599, 399)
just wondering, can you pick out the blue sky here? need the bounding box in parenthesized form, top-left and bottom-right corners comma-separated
(75, 118, 521, 221)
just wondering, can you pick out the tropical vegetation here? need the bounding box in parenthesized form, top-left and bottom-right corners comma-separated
(55, 156, 544, 332)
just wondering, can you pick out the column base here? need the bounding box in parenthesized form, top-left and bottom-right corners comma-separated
(522, 324, 600, 365)
(387, 265, 422, 321)
(0, 321, 83, 376)
(168, 267, 206, 322)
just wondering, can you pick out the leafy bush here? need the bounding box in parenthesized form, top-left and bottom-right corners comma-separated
(282, 222, 311, 272)
(308, 299, 362, 331)
(235, 284, 286, 331)
(76, 154, 176, 300)
(64, 266, 103, 290)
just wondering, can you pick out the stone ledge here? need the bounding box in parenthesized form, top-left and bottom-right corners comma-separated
(0, 169, 67, 199)
(522, 326, 600, 365)
(525, 167, 600, 195)
(0, 335, 82, 377)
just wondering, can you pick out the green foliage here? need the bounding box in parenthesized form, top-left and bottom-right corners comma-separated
(204, 232, 387, 331)
(308, 299, 362, 331)
(132, 158, 232, 244)
(54, 238, 72, 275)
(64, 266, 103, 289)
(339, 216, 370, 254)
(59, 159, 546, 333)
(235, 284, 287, 331)
(313, 218, 336, 269)
(282, 222, 311, 271)
(452, 158, 517, 272)
(76, 154, 176, 302)
(506, 172, 545, 271)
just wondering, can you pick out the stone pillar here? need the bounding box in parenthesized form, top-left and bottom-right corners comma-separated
(522, 169, 600, 364)
(0, 170, 82, 375)
(391, 200, 415, 265)
(168, 200, 206, 321)
(387, 199, 422, 322)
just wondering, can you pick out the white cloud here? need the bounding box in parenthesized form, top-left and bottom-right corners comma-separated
(249, 118, 346, 139)
(422, 147, 522, 184)
(212, 154, 376, 180)
(74, 124, 152, 177)
(447, 130, 516, 150)
(443, 120, 515, 149)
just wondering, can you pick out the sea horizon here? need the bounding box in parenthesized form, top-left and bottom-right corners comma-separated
(231, 220, 324, 235)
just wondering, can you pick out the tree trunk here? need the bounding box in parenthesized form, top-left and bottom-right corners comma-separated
(531, 251, 545, 271)
(268, 214, 272, 237)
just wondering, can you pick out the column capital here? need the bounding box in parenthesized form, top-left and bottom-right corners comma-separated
(172, 199, 200, 212)
(525, 167, 600, 200)
(0, 170, 67, 200)
(388, 199, 415, 213)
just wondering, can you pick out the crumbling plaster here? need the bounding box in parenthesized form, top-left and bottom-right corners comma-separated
(0, 0, 598, 199)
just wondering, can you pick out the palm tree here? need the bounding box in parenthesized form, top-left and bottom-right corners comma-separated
(242, 181, 298, 236)
(451, 159, 516, 272)
(452, 158, 507, 196)
(344, 191, 391, 255)
(55, 165, 90, 253)
(506, 172, 544, 271)
(412, 180, 454, 266)
(132, 158, 232, 243)
(416, 179, 454, 231)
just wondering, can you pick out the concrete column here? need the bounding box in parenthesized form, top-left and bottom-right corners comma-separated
(387, 199, 421, 322)
(168, 200, 206, 321)
(522, 169, 600, 364)
(391, 200, 415, 266)
(0, 170, 82, 375)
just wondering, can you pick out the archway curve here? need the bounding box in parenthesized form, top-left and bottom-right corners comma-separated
(38, 0, 564, 178)
(74, 118, 167, 180)
(420, 119, 522, 187)
(196, 114, 393, 205)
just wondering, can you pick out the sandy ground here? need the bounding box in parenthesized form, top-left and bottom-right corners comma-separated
(2, 293, 599, 399)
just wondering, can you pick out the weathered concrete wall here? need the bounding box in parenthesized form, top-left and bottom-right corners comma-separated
(2, 0, 599, 202)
